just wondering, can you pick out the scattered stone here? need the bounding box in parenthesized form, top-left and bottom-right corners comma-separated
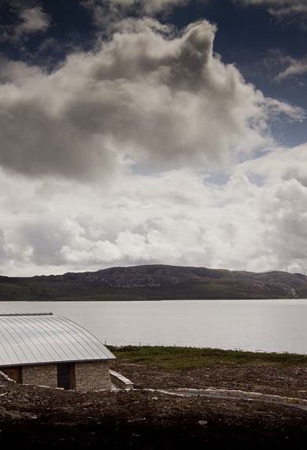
(198, 420, 208, 427)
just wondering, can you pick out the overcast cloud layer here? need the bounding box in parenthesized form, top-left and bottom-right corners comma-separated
(1, 142, 307, 277)
(0, 1, 306, 277)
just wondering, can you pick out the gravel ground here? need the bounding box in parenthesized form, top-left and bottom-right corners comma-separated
(1, 359, 307, 449)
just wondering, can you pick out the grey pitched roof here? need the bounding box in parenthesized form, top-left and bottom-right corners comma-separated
(0, 313, 115, 367)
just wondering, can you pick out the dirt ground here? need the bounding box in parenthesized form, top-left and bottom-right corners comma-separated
(1, 359, 307, 449)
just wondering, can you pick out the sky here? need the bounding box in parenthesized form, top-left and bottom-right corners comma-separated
(0, 0, 307, 277)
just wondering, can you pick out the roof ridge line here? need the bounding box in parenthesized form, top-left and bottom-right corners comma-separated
(0, 313, 53, 316)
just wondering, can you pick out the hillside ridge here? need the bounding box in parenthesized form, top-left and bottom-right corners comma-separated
(1, 264, 307, 301)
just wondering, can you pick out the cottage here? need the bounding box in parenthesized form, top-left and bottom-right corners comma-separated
(0, 313, 116, 391)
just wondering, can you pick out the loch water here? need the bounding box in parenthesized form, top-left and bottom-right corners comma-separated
(1, 299, 307, 354)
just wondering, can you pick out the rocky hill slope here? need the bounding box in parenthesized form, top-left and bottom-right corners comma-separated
(1, 264, 307, 301)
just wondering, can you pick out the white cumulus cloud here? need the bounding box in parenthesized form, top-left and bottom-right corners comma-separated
(17, 7, 50, 35)
(1, 12, 306, 277)
(0, 19, 302, 179)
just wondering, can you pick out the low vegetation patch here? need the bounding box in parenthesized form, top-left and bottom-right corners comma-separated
(108, 345, 307, 370)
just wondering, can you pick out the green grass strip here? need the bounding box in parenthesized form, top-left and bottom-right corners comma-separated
(108, 345, 307, 370)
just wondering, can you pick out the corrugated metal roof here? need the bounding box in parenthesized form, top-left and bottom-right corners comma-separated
(0, 313, 115, 367)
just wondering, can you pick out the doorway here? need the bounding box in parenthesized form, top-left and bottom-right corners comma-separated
(57, 363, 75, 389)
(1, 366, 22, 383)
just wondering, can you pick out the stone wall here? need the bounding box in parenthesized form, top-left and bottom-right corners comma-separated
(3, 361, 112, 391)
(22, 364, 58, 388)
(75, 361, 112, 391)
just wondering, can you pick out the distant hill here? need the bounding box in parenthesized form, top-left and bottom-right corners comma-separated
(1, 264, 307, 301)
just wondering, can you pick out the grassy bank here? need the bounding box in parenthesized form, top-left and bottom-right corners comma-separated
(108, 345, 307, 370)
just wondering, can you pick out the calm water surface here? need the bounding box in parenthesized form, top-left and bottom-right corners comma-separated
(1, 299, 307, 354)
